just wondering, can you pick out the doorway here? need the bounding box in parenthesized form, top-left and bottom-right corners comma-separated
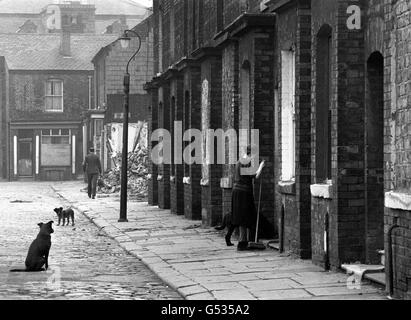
(365, 51, 384, 264)
(17, 130, 33, 177)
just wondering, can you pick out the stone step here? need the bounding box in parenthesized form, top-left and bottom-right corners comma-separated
(341, 264, 385, 281)
(364, 272, 386, 286)
(263, 239, 279, 250)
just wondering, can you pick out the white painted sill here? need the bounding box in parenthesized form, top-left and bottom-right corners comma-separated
(278, 180, 296, 195)
(310, 183, 333, 199)
(385, 191, 411, 211)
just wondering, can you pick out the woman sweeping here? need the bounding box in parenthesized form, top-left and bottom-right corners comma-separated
(232, 145, 265, 251)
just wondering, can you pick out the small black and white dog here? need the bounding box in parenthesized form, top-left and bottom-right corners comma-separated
(54, 207, 75, 226)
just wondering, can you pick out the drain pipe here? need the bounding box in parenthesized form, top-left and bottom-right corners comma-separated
(279, 205, 285, 253)
(387, 217, 400, 298)
(324, 212, 330, 271)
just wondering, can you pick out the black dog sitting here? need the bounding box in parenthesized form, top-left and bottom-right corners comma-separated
(215, 213, 236, 247)
(10, 221, 54, 272)
(54, 207, 75, 226)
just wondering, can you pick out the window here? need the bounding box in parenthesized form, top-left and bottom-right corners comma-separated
(281, 49, 296, 181)
(41, 129, 71, 166)
(45, 80, 63, 112)
(95, 119, 103, 137)
(41, 129, 70, 145)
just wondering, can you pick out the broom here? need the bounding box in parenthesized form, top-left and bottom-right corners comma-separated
(248, 172, 266, 250)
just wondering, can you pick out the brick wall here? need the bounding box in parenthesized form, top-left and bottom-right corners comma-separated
(94, 32, 154, 108)
(147, 87, 159, 206)
(311, 0, 368, 269)
(364, 0, 385, 265)
(9, 71, 92, 122)
(183, 66, 202, 220)
(174, 0, 187, 59)
(201, 56, 223, 227)
(384, 0, 411, 300)
(221, 42, 240, 218)
(275, 0, 312, 259)
(253, 33, 276, 237)
(158, 84, 171, 209)
(170, 76, 185, 215)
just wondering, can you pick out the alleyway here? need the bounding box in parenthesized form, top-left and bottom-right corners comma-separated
(49, 181, 387, 300)
(0, 182, 182, 300)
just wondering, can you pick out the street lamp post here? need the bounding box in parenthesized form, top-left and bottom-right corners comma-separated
(118, 29, 142, 223)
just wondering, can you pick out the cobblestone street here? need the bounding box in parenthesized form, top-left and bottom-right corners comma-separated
(0, 182, 182, 300)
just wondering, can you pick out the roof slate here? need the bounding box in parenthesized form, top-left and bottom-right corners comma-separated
(0, 33, 117, 70)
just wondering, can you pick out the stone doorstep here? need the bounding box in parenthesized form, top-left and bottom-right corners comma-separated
(341, 264, 385, 284)
(364, 273, 386, 287)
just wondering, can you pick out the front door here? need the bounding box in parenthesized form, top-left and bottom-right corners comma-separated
(18, 138, 33, 177)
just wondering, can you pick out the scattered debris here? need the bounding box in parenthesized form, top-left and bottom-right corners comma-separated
(99, 147, 149, 201)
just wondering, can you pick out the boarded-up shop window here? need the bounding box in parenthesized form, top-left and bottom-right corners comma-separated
(281, 50, 296, 181)
(45, 80, 63, 112)
(41, 129, 71, 166)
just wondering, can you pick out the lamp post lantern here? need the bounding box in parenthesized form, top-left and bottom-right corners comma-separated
(118, 29, 141, 223)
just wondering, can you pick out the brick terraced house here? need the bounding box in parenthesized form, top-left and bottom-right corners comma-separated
(144, 0, 411, 300)
(90, 16, 154, 172)
(0, 32, 116, 181)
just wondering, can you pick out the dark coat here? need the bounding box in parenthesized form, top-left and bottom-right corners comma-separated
(83, 153, 102, 175)
(231, 160, 257, 228)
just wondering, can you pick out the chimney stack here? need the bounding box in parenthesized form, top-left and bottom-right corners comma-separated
(60, 30, 71, 57)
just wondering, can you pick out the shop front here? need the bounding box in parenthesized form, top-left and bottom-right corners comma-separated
(9, 122, 82, 181)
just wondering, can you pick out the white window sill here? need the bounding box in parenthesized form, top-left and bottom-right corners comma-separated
(278, 180, 296, 195)
(310, 183, 333, 199)
(385, 191, 411, 211)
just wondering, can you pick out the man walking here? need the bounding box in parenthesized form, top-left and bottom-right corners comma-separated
(83, 147, 102, 199)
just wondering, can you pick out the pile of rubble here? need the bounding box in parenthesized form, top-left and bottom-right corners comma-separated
(99, 147, 149, 201)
